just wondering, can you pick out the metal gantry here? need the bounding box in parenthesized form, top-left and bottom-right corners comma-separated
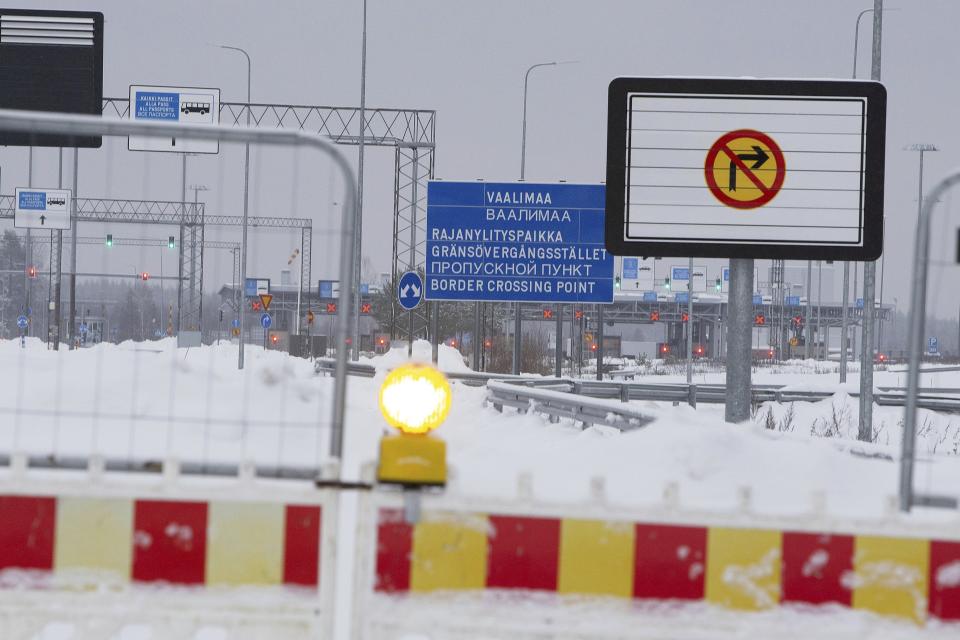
(102, 98, 436, 346)
(1, 195, 312, 340)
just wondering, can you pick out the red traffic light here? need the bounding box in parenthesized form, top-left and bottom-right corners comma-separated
(377, 336, 387, 346)
(754, 314, 766, 326)
(574, 310, 583, 320)
(768, 349, 775, 358)
(484, 339, 492, 349)
(681, 312, 689, 322)
(659, 344, 670, 355)
(270, 334, 279, 344)
(361, 302, 372, 314)
(140, 272, 149, 281)
(649, 310, 660, 322)
(449, 339, 457, 348)
(26, 265, 37, 278)
(590, 343, 598, 352)
(694, 345, 704, 356)
(542, 309, 553, 319)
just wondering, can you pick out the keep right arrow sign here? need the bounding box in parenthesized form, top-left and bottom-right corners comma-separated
(397, 271, 423, 311)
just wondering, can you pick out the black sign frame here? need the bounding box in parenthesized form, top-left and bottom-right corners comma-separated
(605, 77, 886, 261)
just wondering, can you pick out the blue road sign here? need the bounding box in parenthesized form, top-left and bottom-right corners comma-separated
(231, 318, 240, 329)
(260, 313, 272, 329)
(675, 292, 689, 303)
(928, 337, 939, 354)
(856, 298, 864, 309)
(360, 283, 369, 296)
(753, 294, 763, 305)
(79, 323, 88, 334)
(425, 181, 614, 303)
(318, 280, 334, 299)
(245, 278, 270, 298)
(671, 267, 690, 281)
(786, 295, 801, 306)
(642, 291, 658, 302)
(16, 315, 28, 329)
(397, 271, 423, 310)
(622, 258, 638, 280)
(723, 267, 730, 282)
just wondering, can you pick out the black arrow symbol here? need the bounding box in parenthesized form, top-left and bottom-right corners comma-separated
(39, 214, 46, 225)
(727, 146, 770, 192)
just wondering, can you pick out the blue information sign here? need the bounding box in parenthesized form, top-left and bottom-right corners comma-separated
(135, 92, 180, 120)
(856, 298, 864, 309)
(671, 267, 689, 281)
(360, 283, 369, 296)
(18, 191, 46, 210)
(642, 291, 658, 302)
(425, 182, 613, 303)
(675, 292, 689, 303)
(723, 267, 730, 282)
(622, 257, 639, 280)
(260, 313, 272, 329)
(753, 294, 763, 305)
(16, 315, 28, 329)
(786, 295, 801, 306)
(79, 323, 88, 334)
(318, 281, 334, 299)
(397, 271, 423, 310)
(928, 337, 939, 354)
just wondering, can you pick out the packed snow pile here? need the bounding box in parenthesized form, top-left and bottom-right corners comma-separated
(2, 338, 959, 522)
(361, 339, 471, 373)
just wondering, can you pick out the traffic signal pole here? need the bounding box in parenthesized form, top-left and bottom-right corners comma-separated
(725, 258, 754, 422)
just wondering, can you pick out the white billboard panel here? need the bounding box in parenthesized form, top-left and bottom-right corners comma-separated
(14, 188, 71, 230)
(128, 85, 221, 153)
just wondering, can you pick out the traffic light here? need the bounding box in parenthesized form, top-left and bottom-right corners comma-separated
(326, 302, 337, 313)
(649, 310, 660, 322)
(754, 313, 766, 326)
(140, 272, 149, 281)
(377, 336, 388, 347)
(270, 333, 279, 345)
(542, 309, 553, 319)
(168, 236, 176, 249)
(26, 265, 37, 278)
(615, 275, 621, 289)
(106, 233, 113, 247)
(574, 309, 583, 320)
(361, 302, 372, 314)
(681, 312, 689, 322)
(715, 278, 722, 292)
(590, 343, 598, 352)
(658, 343, 670, 356)
(663, 277, 671, 290)
(484, 339, 492, 349)
(448, 339, 457, 348)
(694, 345, 705, 356)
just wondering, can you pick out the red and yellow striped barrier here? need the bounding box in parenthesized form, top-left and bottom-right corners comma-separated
(375, 509, 960, 624)
(0, 495, 321, 588)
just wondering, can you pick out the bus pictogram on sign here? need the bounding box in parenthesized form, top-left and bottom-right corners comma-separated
(704, 129, 785, 209)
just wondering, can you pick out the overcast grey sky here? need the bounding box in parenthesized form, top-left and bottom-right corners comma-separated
(4, 0, 960, 319)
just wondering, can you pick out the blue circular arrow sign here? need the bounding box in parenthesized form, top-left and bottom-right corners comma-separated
(17, 315, 28, 329)
(397, 271, 423, 311)
(260, 313, 272, 329)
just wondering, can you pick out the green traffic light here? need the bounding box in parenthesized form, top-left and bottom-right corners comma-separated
(106, 234, 113, 247)
(168, 236, 176, 249)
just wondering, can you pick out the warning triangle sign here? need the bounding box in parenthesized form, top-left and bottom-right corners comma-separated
(259, 293, 273, 311)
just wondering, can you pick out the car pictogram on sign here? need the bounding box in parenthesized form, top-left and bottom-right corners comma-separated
(704, 129, 786, 209)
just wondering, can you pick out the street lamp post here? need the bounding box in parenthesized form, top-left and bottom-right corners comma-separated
(219, 44, 252, 370)
(517, 60, 575, 376)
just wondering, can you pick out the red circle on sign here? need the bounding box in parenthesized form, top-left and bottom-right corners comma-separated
(704, 129, 785, 210)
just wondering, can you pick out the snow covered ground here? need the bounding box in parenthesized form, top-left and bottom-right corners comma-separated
(3, 337, 960, 638)
(3, 337, 959, 522)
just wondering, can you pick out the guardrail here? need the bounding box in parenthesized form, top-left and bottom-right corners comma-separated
(314, 359, 960, 414)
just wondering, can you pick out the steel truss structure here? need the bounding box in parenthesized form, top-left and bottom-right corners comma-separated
(102, 97, 437, 338)
(1, 196, 310, 339)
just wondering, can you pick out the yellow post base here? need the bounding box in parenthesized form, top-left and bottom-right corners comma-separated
(377, 434, 447, 487)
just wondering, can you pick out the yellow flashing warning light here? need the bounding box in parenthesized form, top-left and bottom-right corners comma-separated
(377, 363, 451, 487)
(378, 363, 452, 435)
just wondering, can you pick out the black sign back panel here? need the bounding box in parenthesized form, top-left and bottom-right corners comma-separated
(605, 77, 886, 261)
(0, 9, 104, 147)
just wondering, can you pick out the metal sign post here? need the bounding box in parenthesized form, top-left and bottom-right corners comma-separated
(605, 77, 886, 422)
